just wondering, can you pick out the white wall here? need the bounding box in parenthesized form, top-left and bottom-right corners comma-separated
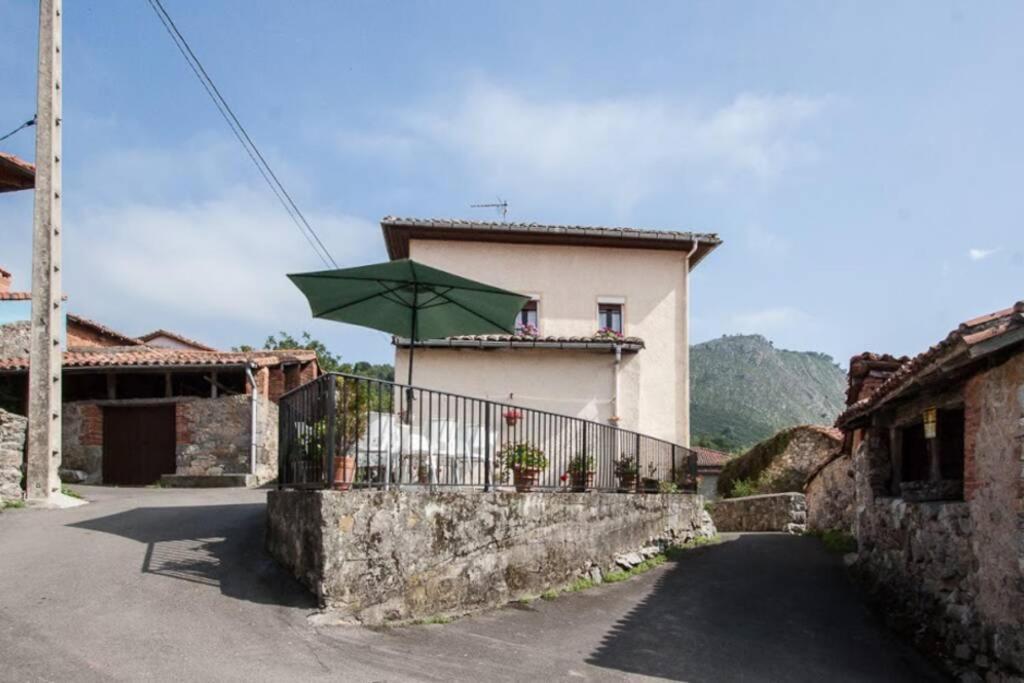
(396, 239, 690, 445)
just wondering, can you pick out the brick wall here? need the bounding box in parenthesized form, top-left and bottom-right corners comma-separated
(62, 402, 104, 482)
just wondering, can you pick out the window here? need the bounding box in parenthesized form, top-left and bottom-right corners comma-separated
(516, 300, 538, 333)
(598, 303, 623, 334)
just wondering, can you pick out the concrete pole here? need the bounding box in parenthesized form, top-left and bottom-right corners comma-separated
(26, 0, 63, 502)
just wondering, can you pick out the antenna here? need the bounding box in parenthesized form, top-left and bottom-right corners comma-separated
(470, 198, 508, 222)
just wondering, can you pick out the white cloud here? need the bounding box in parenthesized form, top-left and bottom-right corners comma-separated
(395, 82, 828, 207)
(731, 306, 812, 332)
(968, 247, 999, 261)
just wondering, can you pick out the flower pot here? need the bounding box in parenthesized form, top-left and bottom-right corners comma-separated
(332, 455, 356, 491)
(570, 471, 595, 492)
(504, 417, 520, 427)
(617, 474, 637, 492)
(640, 477, 659, 493)
(513, 467, 541, 492)
(417, 464, 430, 485)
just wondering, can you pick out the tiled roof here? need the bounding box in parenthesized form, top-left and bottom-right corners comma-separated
(0, 292, 31, 301)
(67, 314, 144, 347)
(0, 152, 35, 192)
(381, 216, 722, 267)
(394, 334, 645, 351)
(693, 446, 732, 469)
(0, 346, 318, 372)
(837, 301, 1024, 426)
(139, 329, 217, 351)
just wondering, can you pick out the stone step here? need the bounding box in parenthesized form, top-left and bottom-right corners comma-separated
(159, 474, 258, 488)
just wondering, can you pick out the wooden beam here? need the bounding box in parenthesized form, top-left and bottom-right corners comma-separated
(106, 373, 116, 400)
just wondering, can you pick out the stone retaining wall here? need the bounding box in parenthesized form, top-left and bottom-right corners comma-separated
(0, 408, 26, 502)
(267, 490, 715, 624)
(709, 492, 806, 533)
(805, 453, 855, 533)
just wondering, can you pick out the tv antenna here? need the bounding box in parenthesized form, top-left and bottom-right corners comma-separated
(471, 198, 508, 222)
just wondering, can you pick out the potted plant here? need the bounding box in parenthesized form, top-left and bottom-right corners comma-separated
(515, 322, 539, 337)
(567, 453, 596, 492)
(614, 454, 638, 492)
(499, 442, 548, 492)
(417, 462, 431, 485)
(640, 463, 660, 493)
(595, 327, 625, 342)
(502, 408, 524, 427)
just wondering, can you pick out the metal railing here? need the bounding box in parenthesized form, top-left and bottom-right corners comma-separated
(278, 373, 698, 493)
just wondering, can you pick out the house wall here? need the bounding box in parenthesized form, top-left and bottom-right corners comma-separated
(395, 239, 690, 445)
(0, 320, 30, 358)
(852, 352, 1024, 676)
(0, 408, 26, 502)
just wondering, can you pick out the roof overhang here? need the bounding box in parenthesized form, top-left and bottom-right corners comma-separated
(381, 217, 721, 269)
(0, 152, 35, 193)
(393, 337, 644, 352)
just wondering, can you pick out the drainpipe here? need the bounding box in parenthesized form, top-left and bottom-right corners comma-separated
(245, 364, 258, 480)
(612, 344, 622, 425)
(682, 239, 699, 447)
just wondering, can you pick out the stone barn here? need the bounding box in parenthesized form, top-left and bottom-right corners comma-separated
(0, 279, 319, 489)
(835, 301, 1024, 678)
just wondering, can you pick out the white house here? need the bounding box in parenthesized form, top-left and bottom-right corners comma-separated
(383, 217, 721, 446)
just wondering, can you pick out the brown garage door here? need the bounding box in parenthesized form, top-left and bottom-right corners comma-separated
(102, 405, 177, 485)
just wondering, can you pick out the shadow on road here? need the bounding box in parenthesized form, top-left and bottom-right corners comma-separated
(68, 503, 316, 609)
(586, 534, 946, 683)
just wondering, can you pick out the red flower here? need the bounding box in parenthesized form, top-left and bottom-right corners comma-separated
(560, 472, 569, 482)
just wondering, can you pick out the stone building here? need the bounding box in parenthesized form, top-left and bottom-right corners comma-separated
(715, 424, 842, 498)
(0, 271, 319, 490)
(692, 445, 731, 500)
(835, 301, 1024, 678)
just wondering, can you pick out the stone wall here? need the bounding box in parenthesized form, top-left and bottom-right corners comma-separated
(851, 352, 1024, 678)
(805, 453, 855, 533)
(0, 408, 26, 501)
(709, 492, 806, 533)
(717, 425, 841, 497)
(267, 490, 715, 624)
(61, 395, 277, 485)
(0, 320, 30, 359)
(176, 395, 254, 477)
(61, 402, 104, 483)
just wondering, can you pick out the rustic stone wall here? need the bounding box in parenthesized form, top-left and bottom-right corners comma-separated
(717, 425, 841, 497)
(0, 408, 26, 501)
(176, 395, 253, 477)
(805, 453, 855, 533)
(851, 352, 1024, 678)
(0, 320, 31, 359)
(709, 492, 806, 533)
(267, 490, 715, 624)
(62, 402, 104, 483)
(254, 395, 278, 484)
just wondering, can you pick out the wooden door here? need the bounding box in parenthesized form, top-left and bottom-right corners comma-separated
(102, 405, 177, 485)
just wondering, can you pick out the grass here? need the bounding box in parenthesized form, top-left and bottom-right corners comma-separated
(2, 499, 26, 510)
(540, 589, 559, 601)
(812, 529, 858, 554)
(60, 486, 82, 499)
(411, 614, 454, 625)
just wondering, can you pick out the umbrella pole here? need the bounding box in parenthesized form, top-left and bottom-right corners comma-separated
(405, 287, 417, 425)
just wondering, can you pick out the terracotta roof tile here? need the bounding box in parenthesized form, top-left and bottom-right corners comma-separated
(837, 301, 1024, 426)
(394, 334, 645, 350)
(0, 346, 318, 372)
(692, 446, 732, 468)
(139, 328, 217, 351)
(0, 292, 32, 301)
(67, 314, 144, 347)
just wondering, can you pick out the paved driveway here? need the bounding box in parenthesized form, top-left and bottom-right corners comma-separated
(0, 487, 944, 682)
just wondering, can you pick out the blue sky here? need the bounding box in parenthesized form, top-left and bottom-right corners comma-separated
(1, 1, 1021, 367)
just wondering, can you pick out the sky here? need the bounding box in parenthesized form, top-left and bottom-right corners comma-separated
(1, 1, 1021, 368)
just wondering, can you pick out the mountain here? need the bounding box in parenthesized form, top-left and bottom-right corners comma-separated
(690, 334, 847, 453)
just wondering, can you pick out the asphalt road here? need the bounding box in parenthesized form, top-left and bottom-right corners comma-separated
(0, 486, 945, 682)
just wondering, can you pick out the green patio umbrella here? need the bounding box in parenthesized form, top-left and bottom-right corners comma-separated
(288, 259, 530, 388)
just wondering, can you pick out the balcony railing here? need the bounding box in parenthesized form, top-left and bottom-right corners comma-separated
(278, 373, 698, 493)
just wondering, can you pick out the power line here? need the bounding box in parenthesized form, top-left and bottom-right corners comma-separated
(145, 0, 338, 269)
(0, 115, 35, 143)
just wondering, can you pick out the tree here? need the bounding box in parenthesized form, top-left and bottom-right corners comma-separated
(234, 331, 394, 381)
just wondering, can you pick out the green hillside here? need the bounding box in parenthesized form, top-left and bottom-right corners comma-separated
(691, 334, 846, 453)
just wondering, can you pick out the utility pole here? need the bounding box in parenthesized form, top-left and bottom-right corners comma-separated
(26, 0, 62, 502)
